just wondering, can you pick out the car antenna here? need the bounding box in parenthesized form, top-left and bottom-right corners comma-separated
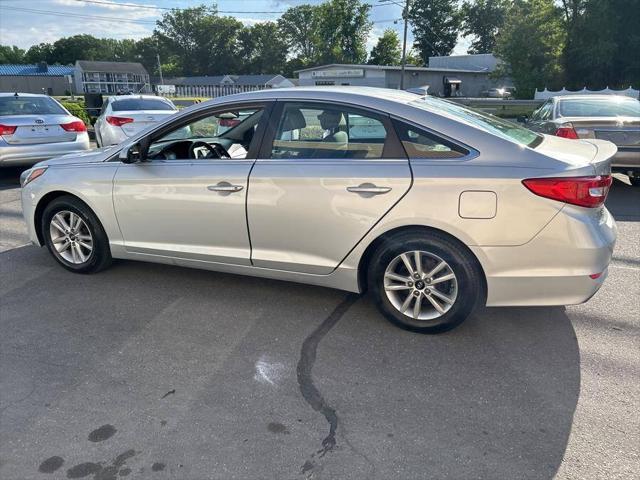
(14, 92, 19, 97)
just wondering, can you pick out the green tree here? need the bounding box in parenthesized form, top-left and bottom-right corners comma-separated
(562, 0, 640, 89)
(368, 29, 402, 65)
(238, 22, 288, 74)
(315, 0, 372, 64)
(24, 43, 55, 64)
(0, 45, 25, 63)
(409, 0, 460, 64)
(460, 0, 510, 54)
(154, 5, 243, 76)
(494, 0, 566, 98)
(277, 4, 320, 65)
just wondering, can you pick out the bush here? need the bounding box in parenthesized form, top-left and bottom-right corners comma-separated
(61, 101, 91, 126)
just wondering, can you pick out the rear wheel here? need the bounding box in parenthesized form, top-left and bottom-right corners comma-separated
(42, 196, 112, 273)
(368, 231, 484, 334)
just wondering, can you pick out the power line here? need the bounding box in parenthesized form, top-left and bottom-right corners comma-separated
(64, 0, 286, 14)
(0, 5, 158, 24)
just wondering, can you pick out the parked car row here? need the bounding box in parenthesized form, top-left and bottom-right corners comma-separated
(521, 94, 640, 185)
(18, 87, 618, 334)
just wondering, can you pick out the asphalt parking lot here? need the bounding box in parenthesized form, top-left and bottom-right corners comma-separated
(1, 168, 638, 480)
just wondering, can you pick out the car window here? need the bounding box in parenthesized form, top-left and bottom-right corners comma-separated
(0, 96, 67, 116)
(111, 98, 175, 112)
(539, 102, 553, 120)
(148, 108, 263, 160)
(410, 96, 542, 148)
(558, 98, 640, 117)
(270, 103, 388, 159)
(394, 121, 468, 159)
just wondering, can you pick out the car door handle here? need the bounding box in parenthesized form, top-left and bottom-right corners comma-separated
(207, 182, 244, 193)
(347, 184, 392, 195)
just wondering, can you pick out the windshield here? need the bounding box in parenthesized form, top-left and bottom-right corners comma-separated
(0, 96, 67, 116)
(409, 96, 542, 147)
(558, 98, 640, 117)
(111, 98, 175, 112)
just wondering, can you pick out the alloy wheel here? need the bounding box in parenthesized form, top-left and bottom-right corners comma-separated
(383, 250, 458, 320)
(49, 210, 94, 264)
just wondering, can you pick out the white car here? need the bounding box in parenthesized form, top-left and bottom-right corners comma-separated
(94, 95, 178, 147)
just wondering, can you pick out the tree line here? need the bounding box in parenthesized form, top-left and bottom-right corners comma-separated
(1, 0, 638, 98)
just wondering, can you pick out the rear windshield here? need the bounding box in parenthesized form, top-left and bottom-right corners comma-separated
(111, 98, 175, 112)
(558, 98, 640, 117)
(409, 96, 542, 148)
(0, 96, 67, 116)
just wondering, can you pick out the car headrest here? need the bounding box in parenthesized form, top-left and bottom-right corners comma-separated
(281, 109, 306, 132)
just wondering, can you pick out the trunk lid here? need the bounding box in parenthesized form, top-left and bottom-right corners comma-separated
(110, 110, 177, 138)
(535, 134, 616, 176)
(0, 114, 81, 145)
(556, 117, 640, 147)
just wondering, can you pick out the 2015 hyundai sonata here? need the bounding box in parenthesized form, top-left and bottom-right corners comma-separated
(20, 87, 617, 333)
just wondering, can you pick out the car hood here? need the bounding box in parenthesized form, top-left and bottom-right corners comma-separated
(35, 146, 117, 167)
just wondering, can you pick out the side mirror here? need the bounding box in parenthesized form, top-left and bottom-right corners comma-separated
(516, 115, 528, 124)
(119, 140, 148, 164)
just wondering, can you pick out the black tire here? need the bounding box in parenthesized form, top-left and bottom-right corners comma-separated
(367, 230, 484, 334)
(42, 195, 112, 274)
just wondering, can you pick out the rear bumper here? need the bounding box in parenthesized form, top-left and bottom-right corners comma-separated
(611, 147, 640, 170)
(473, 205, 616, 307)
(0, 135, 90, 166)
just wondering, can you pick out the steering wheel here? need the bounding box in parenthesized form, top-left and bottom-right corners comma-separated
(188, 141, 230, 159)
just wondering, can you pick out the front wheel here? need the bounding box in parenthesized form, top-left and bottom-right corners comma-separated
(368, 231, 484, 334)
(42, 196, 112, 273)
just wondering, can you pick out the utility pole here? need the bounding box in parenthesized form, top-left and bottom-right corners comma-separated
(400, 0, 411, 90)
(157, 53, 164, 85)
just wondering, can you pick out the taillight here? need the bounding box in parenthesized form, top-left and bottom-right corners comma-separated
(106, 116, 134, 127)
(0, 124, 17, 135)
(522, 175, 613, 208)
(60, 120, 87, 132)
(555, 124, 579, 139)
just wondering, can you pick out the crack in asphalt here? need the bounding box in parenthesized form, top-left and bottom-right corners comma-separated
(296, 293, 359, 471)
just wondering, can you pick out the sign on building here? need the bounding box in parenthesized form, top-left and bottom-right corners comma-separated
(311, 69, 364, 78)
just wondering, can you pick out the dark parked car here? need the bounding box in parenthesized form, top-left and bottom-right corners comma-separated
(523, 95, 640, 185)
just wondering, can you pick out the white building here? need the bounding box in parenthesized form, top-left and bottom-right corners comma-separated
(296, 56, 508, 97)
(74, 61, 151, 95)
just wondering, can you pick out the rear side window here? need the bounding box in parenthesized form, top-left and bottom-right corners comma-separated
(393, 120, 468, 159)
(0, 96, 67, 116)
(270, 103, 389, 160)
(111, 98, 175, 111)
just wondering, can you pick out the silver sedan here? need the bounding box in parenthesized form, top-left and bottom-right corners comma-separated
(0, 93, 90, 166)
(94, 95, 178, 147)
(20, 87, 617, 333)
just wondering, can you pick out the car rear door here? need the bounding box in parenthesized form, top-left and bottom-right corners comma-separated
(246, 101, 412, 275)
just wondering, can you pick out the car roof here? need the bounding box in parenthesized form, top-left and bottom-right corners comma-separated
(210, 86, 418, 104)
(109, 95, 171, 101)
(0, 92, 52, 98)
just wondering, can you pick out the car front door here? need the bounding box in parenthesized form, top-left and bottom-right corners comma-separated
(247, 101, 412, 275)
(112, 102, 271, 265)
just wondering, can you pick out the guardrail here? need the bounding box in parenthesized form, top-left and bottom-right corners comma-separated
(447, 98, 543, 118)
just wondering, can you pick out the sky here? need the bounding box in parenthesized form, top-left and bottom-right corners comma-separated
(0, 0, 470, 56)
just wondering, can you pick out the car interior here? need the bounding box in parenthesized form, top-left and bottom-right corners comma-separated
(147, 109, 263, 160)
